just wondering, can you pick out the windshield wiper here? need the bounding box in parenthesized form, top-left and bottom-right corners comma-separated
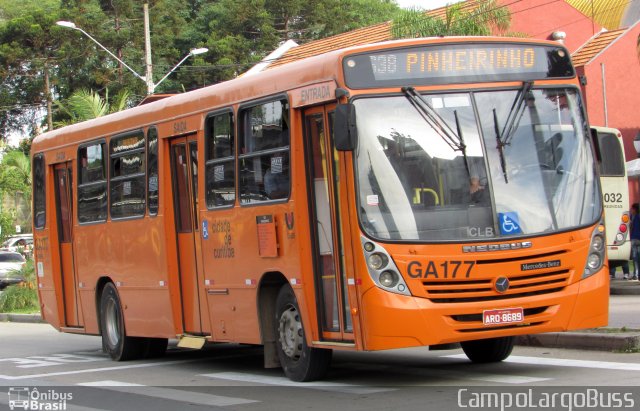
(500, 81, 534, 147)
(401, 86, 470, 176)
(493, 81, 534, 183)
(493, 109, 509, 183)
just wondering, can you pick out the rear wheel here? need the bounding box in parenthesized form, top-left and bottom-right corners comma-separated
(275, 286, 332, 382)
(100, 282, 145, 361)
(461, 336, 515, 363)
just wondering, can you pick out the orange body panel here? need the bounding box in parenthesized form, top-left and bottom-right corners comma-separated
(354, 226, 608, 349)
(31, 36, 608, 354)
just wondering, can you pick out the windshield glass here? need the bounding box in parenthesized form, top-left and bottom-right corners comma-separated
(0, 253, 24, 262)
(354, 88, 600, 241)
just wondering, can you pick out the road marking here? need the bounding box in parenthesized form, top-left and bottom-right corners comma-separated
(336, 362, 549, 384)
(0, 354, 103, 368)
(423, 368, 548, 384)
(78, 380, 258, 406)
(443, 354, 640, 371)
(0, 359, 200, 380)
(80, 380, 142, 387)
(201, 372, 395, 394)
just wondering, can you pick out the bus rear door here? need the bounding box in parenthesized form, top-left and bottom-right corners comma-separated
(170, 135, 208, 335)
(53, 161, 82, 327)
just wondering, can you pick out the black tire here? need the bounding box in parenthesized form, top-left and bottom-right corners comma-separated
(143, 338, 168, 359)
(100, 282, 145, 361)
(461, 336, 515, 363)
(275, 286, 332, 382)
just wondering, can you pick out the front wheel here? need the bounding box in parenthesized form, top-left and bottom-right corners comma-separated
(275, 286, 332, 382)
(460, 336, 515, 363)
(100, 282, 145, 361)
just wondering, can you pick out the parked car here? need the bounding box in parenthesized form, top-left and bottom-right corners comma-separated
(1, 234, 33, 258)
(0, 251, 26, 290)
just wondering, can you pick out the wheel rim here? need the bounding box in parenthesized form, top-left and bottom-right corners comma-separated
(278, 304, 303, 360)
(104, 296, 121, 348)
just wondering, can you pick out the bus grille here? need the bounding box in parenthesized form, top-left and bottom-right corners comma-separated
(422, 270, 570, 303)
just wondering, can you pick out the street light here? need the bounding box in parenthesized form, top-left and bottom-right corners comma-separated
(55, 20, 208, 95)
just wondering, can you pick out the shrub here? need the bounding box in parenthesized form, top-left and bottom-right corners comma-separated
(0, 259, 39, 313)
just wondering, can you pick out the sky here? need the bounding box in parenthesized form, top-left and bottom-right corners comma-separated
(396, 0, 463, 9)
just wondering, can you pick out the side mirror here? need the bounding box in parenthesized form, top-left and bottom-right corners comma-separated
(334, 104, 357, 151)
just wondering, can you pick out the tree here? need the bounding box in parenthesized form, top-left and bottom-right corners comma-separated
(1, 0, 403, 139)
(265, 0, 399, 41)
(0, 5, 65, 137)
(391, 0, 511, 39)
(0, 150, 31, 197)
(0, 149, 31, 236)
(54, 88, 131, 127)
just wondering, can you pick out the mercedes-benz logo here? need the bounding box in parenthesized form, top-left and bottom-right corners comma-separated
(495, 276, 510, 293)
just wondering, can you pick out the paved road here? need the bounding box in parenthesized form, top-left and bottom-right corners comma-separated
(609, 295, 640, 328)
(1, 323, 639, 411)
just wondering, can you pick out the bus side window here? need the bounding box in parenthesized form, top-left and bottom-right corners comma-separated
(205, 111, 235, 208)
(109, 131, 146, 219)
(33, 154, 46, 229)
(238, 99, 290, 204)
(147, 127, 159, 215)
(78, 142, 108, 223)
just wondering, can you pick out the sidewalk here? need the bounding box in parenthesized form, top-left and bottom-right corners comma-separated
(2, 281, 640, 352)
(518, 279, 640, 351)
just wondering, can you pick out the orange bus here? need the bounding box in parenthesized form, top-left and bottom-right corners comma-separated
(32, 36, 608, 382)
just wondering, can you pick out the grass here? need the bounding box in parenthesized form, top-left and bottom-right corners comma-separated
(0, 259, 39, 313)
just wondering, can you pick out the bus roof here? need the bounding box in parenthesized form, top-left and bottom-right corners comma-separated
(32, 36, 567, 153)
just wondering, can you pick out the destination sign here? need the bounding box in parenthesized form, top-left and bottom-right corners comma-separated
(343, 43, 574, 88)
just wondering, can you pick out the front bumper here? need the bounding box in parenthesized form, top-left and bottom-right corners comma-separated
(359, 269, 609, 350)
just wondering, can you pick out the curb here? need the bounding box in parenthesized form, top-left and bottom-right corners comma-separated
(516, 332, 640, 352)
(610, 280, 640, 295)
(610, 286, 640, 295)
(0, 313, 45, 323)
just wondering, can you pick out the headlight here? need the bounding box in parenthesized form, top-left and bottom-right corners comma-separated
(367, 253, 388, 270)
(591, 235, 604, 252)
(379, 271, 399, 288)
(587, 253, 601, 270)
(361, 237, 411, 296)
(583, 223, 605, 279)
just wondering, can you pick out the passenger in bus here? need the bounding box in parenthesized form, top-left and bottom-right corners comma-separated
(469, 176, 489, 205)
(264, 157, 289, 199)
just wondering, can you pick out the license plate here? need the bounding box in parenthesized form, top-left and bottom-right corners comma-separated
(482, 307, 524, 325)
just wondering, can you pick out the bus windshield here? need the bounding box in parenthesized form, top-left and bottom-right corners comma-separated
(355, 87, 601, 241)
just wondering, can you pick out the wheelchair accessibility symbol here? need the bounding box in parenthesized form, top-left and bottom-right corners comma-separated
(498, 212, 522, 235)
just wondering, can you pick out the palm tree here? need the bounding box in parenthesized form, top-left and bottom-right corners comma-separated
(1, 150, 31, 190)
(0, 150, 32, 236)
(54, 88, 131, 128)
(392, 0, 512, 39)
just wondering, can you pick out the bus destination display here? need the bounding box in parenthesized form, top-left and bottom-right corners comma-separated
(344, 43, 574, 88)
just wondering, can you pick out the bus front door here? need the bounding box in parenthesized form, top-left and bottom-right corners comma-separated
(170, 135, 207, 335)
(54, 162, 82, 327)
(305, 105, 356, 343)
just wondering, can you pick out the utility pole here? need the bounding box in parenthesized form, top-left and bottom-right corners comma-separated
(143, 2, 154, 95)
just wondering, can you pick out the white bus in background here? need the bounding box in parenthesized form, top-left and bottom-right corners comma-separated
(591, 126, 631, 272)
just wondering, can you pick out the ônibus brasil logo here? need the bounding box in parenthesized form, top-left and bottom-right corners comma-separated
(8, 387, 72, 410)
